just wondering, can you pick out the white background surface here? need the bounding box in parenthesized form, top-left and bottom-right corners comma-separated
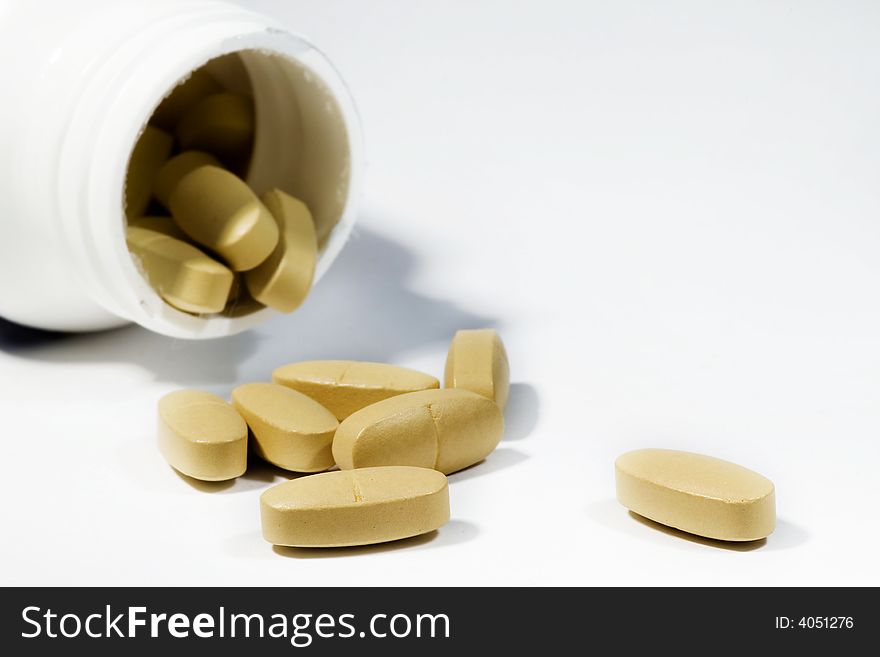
(2, 0, 880, 586)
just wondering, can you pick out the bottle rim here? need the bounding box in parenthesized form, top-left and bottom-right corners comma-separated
(58, 7, 363, 338)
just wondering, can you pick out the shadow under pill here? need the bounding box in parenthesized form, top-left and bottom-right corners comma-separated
(173, 459, 303, 494)
(273, 532, 438, 559)
(174, 470, 236, 493)
(586, 499, 808, 551)
(627, 511, 768, 552)
(238, 458, 305, 485)
(270, 520, 479, 559)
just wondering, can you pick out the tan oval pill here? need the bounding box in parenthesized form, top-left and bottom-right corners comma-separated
(260, 466, 449, 547)
(176, 92, 255, 162)
(615, 448, 776, 541)
(158, 390, 247, 481)
(273, 360, 440, 421)
(169, 165, 279, 271)
(153, 151, 221, 208)
(151, 68, 224, 130)
(125, 126, 173, 219)
(444, 329, 510, 411)
(244, 190, 317, 313)
(232, 382, 338, 473)
(126, 226, 233, 314)
(333, 389, 504, 475)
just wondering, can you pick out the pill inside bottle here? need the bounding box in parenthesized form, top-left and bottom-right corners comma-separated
(120, 50, 359, 331)
(0, 4, 363, 339)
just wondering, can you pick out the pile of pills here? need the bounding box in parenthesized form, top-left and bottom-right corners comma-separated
(141, 70, 778, 548)
(158, 329, 508, 548)
(157, 325, 777, 546)
(125, 67, 316, 316)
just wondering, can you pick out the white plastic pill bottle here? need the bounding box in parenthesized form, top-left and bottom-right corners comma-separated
(0, 0, 362, 338)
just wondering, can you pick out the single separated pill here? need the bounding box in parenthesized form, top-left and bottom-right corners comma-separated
(125, 126, 173, 219)
(333, 389, 504, 475)
(169, 165, 279, 271)
(260, 466, 450, 548)
(445, 329, 510, 411)
(244, 190, 317, 313)
(232, 383, 338, 473)
(153, 151, 220, 208)
(126, 226, 233, 314)
(158, 390, 248, 481)
(615, 449, 776, 541)
(273, 360, 440, 421)
(176, 92, 255, 162)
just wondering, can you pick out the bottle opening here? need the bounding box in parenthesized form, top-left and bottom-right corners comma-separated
(123, 48, 353, 322)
